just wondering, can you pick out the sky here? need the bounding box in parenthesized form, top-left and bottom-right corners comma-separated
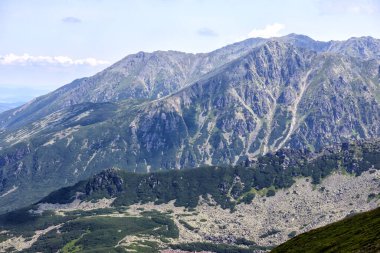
(0, 0, 379, 102)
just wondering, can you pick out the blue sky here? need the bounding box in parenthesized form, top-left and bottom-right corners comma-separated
(0, 0, 379, 102)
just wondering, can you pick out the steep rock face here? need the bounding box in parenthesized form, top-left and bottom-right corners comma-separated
(127, 41, 380, 169)
(291, 55, 380, 150)
(129, 41, 315, 168)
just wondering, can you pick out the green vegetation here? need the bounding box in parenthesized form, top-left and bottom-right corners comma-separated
(0, 206, 178, 253)
(259, 229, 281, 238)
(179, 220, 197, 231)
(170, 242, 272, 252)
(272, 207, 380, 253)
(30, 214, 176, 253)
(126, 240, 160, 253)
(62, 233, 86, 253)
(0, 209, 76, 238)
(367, 193, 380, 202)
(287, 231, 297, 238)
(37, 140, 380, 213)
(266, 189, 276, 197)
(0, 233, 9, 243)
(268, 107, 292, 147)
(235, 237, 258, 246)
(238, 192, 255, 204)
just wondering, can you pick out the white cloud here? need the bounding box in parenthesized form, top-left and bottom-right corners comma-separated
(247, 23, 286, 39)
(0, 54, 110, 66)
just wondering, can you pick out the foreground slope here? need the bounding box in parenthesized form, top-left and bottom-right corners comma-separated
(0, 37, 380, 212)
(271, 207, 380, 253)
(0, 140, 379, 252)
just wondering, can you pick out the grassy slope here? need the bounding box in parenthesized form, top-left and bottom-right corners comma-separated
(271, 207, 380, 253)
(5, 209, 179, 253)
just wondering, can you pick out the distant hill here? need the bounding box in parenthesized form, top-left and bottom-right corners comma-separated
(0, 102, 24, 113)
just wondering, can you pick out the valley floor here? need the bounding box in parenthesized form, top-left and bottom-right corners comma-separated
(1, 170, 379, 252)
(125, 169, 380, 248)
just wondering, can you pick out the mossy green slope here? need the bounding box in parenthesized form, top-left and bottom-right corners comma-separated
(271, 207, 380, 253)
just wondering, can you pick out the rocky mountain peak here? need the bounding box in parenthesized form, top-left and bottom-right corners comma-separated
(85, 168, 124, 196)
(327, 36, 380, 60)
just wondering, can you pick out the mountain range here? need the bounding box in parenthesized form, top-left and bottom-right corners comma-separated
(0, 34, 380, 214)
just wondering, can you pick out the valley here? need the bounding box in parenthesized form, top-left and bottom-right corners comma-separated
(0, 139, 379, 252)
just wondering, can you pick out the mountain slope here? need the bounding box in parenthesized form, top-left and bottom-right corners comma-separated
(123, 40, 380, 168)
(2, 34, 379, 131)
(0, 38, 379, 213)
(40, 139, 380, 209)
(280, 34, 380, 60)
(271, 207, 380, 253)
(327, 36, 380, 60)
(0, 139, 379, 252)
(0, 38, 266, 130)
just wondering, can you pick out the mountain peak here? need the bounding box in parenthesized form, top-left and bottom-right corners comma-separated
(283, 33, 315, 41)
